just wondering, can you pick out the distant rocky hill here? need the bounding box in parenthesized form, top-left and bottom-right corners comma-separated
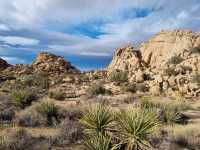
(0, 52, 79, 75)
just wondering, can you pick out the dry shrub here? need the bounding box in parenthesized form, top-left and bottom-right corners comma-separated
(166, 123, 200, 149)
(53, 119, 83, 146)
(15, 107, 46, 127)
(0, 128, 33, 150)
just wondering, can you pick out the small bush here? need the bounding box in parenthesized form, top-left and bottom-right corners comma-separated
(167, 56, 184, 65)
(167, 124, 200, 149)
(108, 70, 128, 83)
(121, 83, 136, 93)
(135, 83, 149, 92)
(0, 128, 33, 150)
(87, 84, 108, 96)
(33, 73, 50, 89)
(10, 89, 36, 108)
(164, 67, 178, 76)
(191, 74, 200, 84)
(0, 107, 15, 122)
(53, 119, 83, 145)
(16, 108, 46, 127)
(163, 109, 182, 125)
(190, 46, 200, 54)
(35, 101, 58, 125)
(48, 90, 65, 100)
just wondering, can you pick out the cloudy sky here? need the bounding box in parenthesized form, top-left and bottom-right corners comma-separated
(0, 0, 200, 70)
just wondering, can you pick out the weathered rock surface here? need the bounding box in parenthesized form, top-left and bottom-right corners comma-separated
(107, 45, 145, 72)
(32, 52, 79, 74)
(140, 30, 200, 68)
(0, 58, 10, 71)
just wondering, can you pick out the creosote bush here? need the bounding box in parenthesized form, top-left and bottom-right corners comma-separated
(87, 84, 110, 96)
(108, 70, 128, 83)
(48, 90, 65, 100)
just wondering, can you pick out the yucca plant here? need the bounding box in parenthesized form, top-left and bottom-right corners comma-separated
(114, 108, 159, 150)
(79, 104, 113, 136)
(84, 135, 113, 150)
(11, 89, 36, 108)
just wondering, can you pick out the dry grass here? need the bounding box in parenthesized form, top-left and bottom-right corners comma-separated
(165, 123, 200, 148)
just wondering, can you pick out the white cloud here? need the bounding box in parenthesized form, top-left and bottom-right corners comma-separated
(0, 24, 10, 31)
(0, 36, 39, 46)
(0, 0, 200, 61)
(1, 56, 26, 64)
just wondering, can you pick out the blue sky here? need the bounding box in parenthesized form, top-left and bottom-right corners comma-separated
(0, 0, 200, 70)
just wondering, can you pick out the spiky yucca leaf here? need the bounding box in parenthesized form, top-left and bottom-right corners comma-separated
(115, 108, 159, 150)
(84, 135, 113, 150)
(79, 104, 113, 136)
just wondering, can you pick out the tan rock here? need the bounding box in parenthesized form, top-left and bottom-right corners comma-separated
(135, 69, 145, 83)
(107, 45, 145, 73)
(32, 52, 79, 74)
(140, 30, 200, 68)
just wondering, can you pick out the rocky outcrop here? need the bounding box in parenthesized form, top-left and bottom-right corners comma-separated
(0, 58, 10, 71)
(140, 30, 200, 68)
(31, 52, 79, 74)
(107, 30, 200, 97)
(107, 45, 145, 72)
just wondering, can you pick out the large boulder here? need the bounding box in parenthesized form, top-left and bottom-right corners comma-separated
(107, 45, 146, 74)
(32, 52, 79, 74)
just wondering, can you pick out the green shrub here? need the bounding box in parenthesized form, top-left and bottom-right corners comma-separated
(87, 84, 107, 96)
(167, 56, 184, 65)
(121, 83, 136, 93)
(10, 89, 36, 108)
(140, 97, 155, 109)
(190, 46, 200, 54)
(164, 67, 178, 76)
(108, 70, 128, 83)
(48, 90, 65, 100)
(163, 109, 182, 125)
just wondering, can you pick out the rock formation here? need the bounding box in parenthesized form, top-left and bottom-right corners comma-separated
(0, 58, 10, 71)
(140, 30, 200, 68)
(107, 29, 200, 96)
(32, 52, 79, 74)
(107, 45, 145, 72)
